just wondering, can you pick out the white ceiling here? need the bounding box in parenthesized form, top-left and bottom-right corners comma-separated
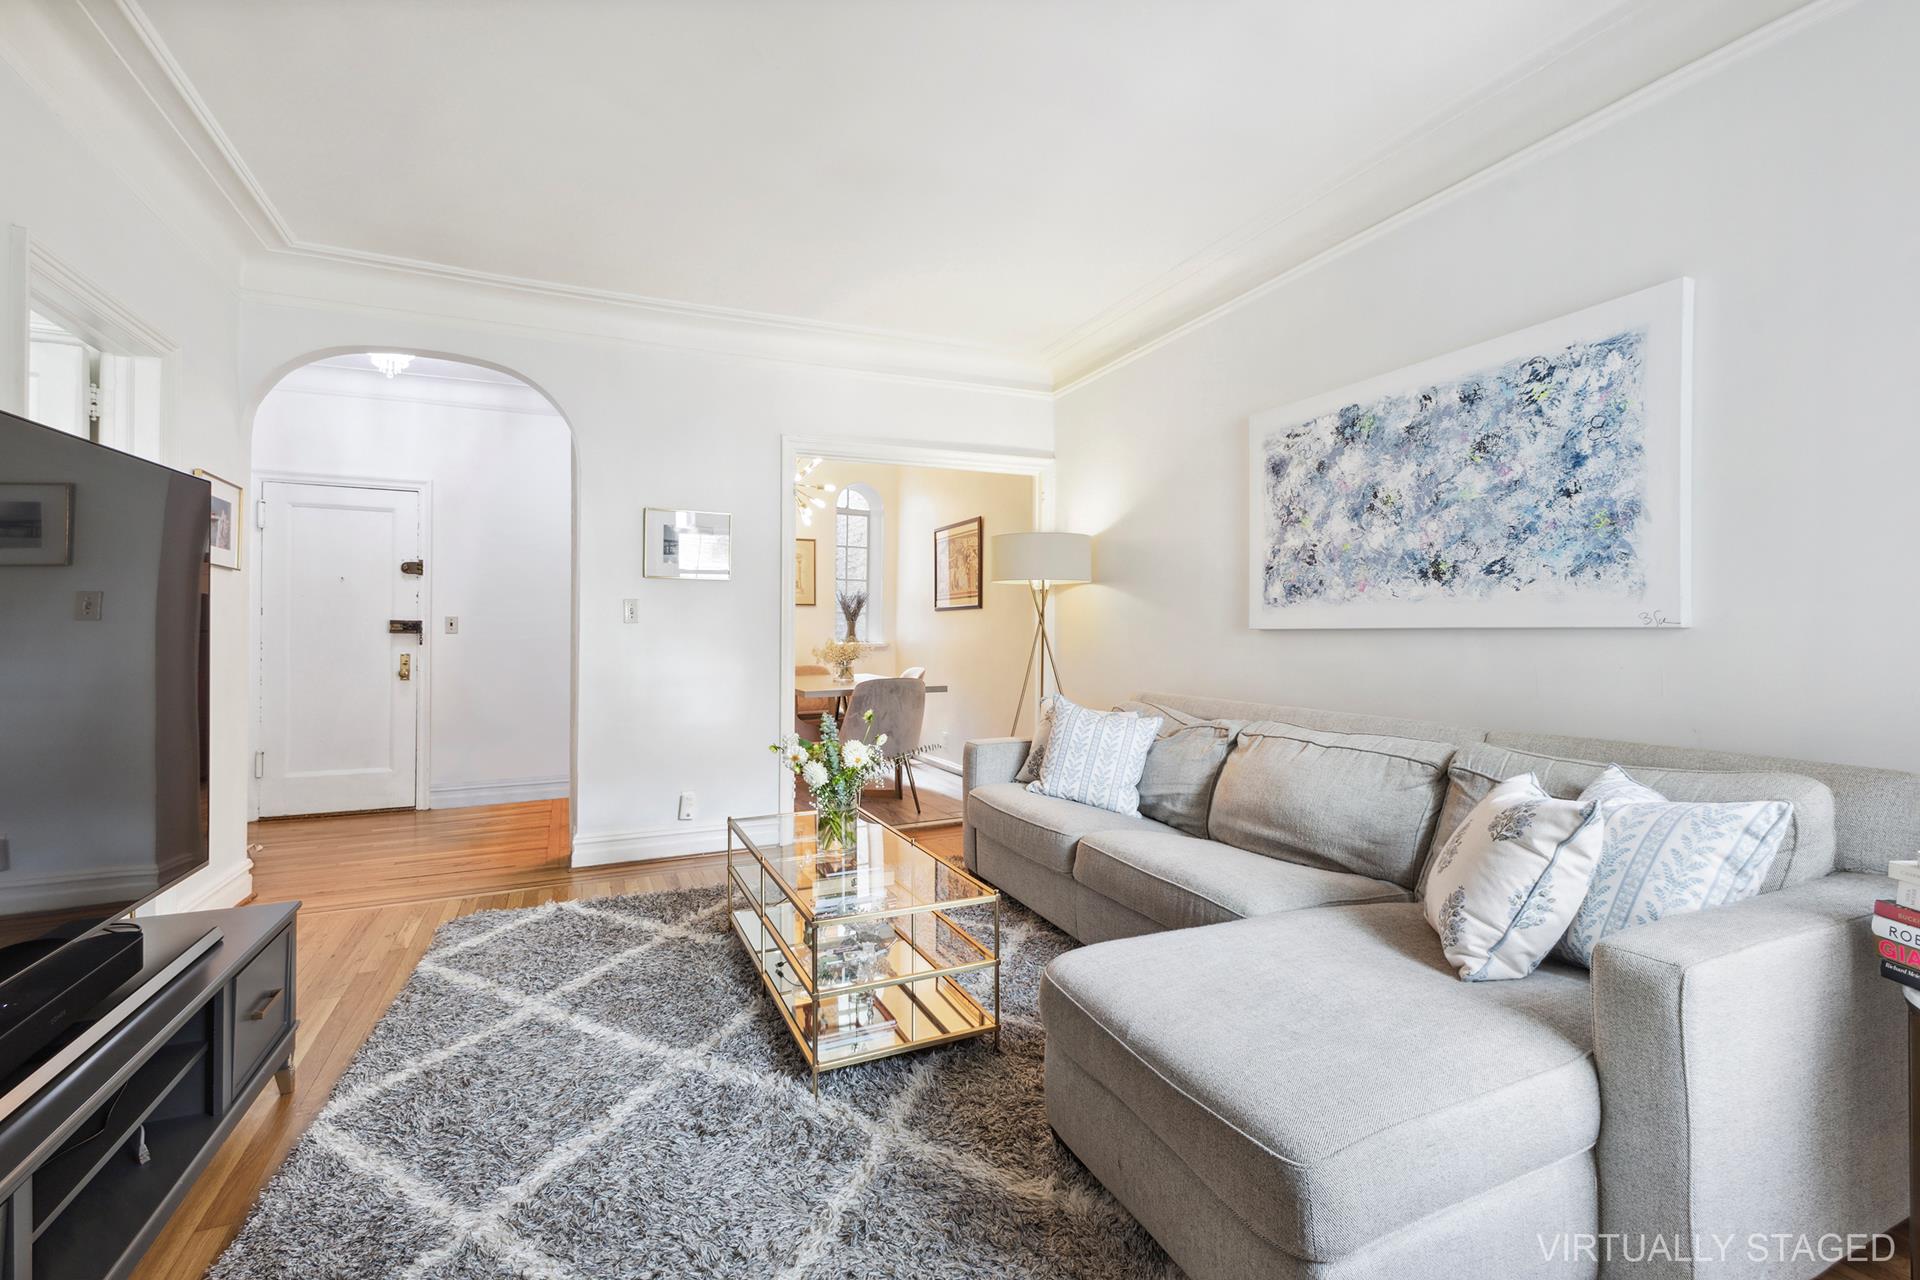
(67, 0, 1814, 383)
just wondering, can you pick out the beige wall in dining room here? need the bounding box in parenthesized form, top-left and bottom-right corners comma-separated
(793, 461, 1036, 766)
(891, 465, 1036, 765)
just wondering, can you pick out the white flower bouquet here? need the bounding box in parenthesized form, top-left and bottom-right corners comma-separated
(770, 711, 907, 850)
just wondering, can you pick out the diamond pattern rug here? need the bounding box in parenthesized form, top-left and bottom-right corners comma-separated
(210, 886, 1177, 1279)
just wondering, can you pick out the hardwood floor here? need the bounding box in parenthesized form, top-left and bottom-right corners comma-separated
(133, 800, 1889, 1280)
(132, 801, 963, 1279)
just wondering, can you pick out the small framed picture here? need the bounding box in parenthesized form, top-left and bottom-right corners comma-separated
(795, 538, 817, 606)
(934, 516, 984, 611)
(194, 470, 242, 570)
(0, 482, 75, 567)
(644, 508, 732, 580)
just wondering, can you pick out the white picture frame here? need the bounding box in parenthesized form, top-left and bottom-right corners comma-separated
(643, 508, 732, 580)
(1248, 278, 1692, 630)
(194, 469, 242, 570)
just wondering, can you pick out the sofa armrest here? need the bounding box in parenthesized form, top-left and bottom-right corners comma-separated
(1590, 871, 1905, 1278)
(962, 738, 1030, 872)
(963, 737, 1030, 792)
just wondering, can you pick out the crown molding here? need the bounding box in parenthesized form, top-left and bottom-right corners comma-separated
(30, 0, 1847, 399)
(1053, 0, 1852, 395)
(240, 256, 1054, 399)
(62, 0, 1050, 395)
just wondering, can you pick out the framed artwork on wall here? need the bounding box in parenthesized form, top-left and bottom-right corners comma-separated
(643, 508, 732, 580)
(934, 516, 983, 611)
(795, 537, 817, 606)
(1248, 278, 1692, 630)
(0, 482, 75, 566)
(193, 470, 242, 571)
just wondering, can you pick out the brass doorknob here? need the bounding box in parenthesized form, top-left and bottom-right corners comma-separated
(398, 653, 412, 681)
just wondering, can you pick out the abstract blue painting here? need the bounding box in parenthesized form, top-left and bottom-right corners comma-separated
(1248, 281, 1692, 629)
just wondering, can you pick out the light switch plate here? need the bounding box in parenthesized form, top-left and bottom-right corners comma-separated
(74, 590, 103, 621)
(622, 599, 640, 624)
(444, 616, 459, 634)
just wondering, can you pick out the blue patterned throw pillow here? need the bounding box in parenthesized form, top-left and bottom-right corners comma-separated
(1554, 765, 1793, 968)
(1420, 773, 1605, 981)
(1027, 697, 1162, 816)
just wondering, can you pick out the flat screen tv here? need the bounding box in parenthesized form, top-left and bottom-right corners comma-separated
(0, 408, 211, 1086)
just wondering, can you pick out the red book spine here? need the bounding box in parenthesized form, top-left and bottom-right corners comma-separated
(1875, 898, 1920, 928)
(1878, 938, 1920, 967)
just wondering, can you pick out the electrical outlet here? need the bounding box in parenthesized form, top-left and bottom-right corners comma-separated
(677, 791, 695, 821)
(622, 598, 640, 624)
(444, 616, 459, 634)
(73, 590, 103, 621)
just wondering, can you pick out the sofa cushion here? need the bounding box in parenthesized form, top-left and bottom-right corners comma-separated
(1041, 902, 1598, 1262)
(1073, 829, 1407, 931)
(1426, 741, 1836, 897)
(1114, 699, 1244, 837)
(966, 781, 1169, 876)
(1207, 721, 1455, 888)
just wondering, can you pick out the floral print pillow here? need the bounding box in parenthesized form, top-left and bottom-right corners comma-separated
(1420, 773, 1605, 981)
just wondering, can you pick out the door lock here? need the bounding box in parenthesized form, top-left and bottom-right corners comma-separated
(398, 653, 412, 681)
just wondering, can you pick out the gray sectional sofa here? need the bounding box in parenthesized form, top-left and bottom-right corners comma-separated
(961, 692, 1917, 1280)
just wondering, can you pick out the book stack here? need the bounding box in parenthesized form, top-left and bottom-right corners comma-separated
(1879, 860, 1920, 1008)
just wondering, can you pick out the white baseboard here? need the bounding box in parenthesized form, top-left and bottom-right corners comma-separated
(140, 857, 255, 916)
(429, 775, 570, 809)
(570, 815, 781, 868)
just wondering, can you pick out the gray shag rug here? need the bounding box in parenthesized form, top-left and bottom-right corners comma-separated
(210, 886, 1177, 1279)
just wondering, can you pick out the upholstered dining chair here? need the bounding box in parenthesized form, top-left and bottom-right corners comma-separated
(844, 676, 928, 813)
(899, 665, 926, 680)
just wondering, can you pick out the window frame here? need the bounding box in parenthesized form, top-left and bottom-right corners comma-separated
(832, 483, 883, 642)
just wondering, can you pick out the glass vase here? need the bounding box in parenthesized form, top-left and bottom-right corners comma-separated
(812, 790, 861, 855)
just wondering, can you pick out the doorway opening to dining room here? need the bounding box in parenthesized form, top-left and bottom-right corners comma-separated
(782, 441, 1050, 834)
(245, 352, 575, 898)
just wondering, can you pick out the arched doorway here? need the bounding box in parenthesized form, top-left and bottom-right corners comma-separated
(246, 351, 575, 835)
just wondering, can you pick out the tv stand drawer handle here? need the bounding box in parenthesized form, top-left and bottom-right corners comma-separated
(246, 988, 285, 1021)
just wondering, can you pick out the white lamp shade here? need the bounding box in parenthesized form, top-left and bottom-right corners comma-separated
(991, 532, 1092, 585)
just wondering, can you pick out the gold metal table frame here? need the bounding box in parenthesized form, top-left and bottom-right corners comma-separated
(725, 810, 1001, 1095)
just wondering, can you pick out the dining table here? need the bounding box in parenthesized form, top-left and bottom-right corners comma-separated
(795, 679, 948, 718)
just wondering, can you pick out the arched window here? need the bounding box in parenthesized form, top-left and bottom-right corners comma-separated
(834, 485, 882, 641)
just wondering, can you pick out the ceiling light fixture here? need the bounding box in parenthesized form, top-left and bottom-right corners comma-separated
(369, 353, 414, 379)
(793, 457, 836, 527)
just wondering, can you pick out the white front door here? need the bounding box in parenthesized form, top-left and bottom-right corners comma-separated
(258, 481, 425, 816)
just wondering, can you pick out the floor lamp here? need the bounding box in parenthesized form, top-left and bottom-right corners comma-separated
(991, 532, 1093, 735)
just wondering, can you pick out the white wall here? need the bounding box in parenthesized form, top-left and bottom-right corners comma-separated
(252, 362, 572, 807)
(237, 289, 1052, 864)
(0, 55, 252, 912)
(1054, 1, 1920, 773)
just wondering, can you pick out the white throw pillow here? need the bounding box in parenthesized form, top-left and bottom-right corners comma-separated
(1027, 696, 1161, 816)
(1422, 774, 1604, 982)
(1554, 765, 1792, 968)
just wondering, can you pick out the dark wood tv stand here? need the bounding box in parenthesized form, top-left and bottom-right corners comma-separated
(0, 903, 298, 1280)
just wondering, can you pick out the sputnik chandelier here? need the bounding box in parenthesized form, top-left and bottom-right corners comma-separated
(794, 457, 836, 526)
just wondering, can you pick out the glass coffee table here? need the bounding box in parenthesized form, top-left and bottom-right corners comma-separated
(726, 809, 1001, 1094)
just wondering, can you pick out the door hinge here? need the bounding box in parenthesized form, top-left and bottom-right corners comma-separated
(253, 751, 265, 779)
(256, 498, 267, 530)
